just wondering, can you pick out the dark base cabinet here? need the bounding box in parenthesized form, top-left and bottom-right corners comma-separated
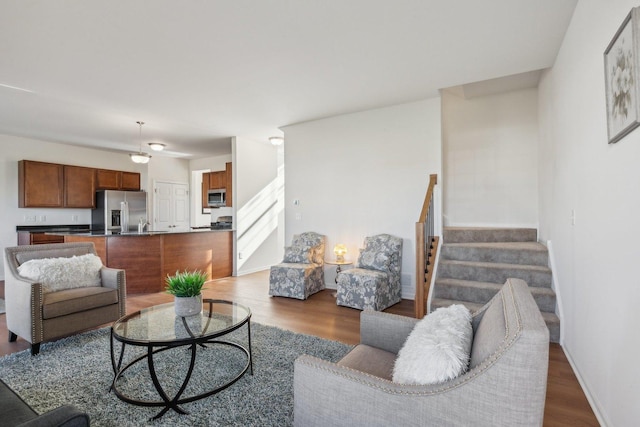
(63, 231, 233, 294)
(17, 232, 65, 246)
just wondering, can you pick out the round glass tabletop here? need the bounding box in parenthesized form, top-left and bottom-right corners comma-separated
(112, 299, 251, 345)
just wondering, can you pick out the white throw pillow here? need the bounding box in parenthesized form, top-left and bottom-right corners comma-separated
(17, 254, 103, 293)
(393, 304, 472, 385)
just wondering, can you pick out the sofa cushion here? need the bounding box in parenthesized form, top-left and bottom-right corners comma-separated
(392, 304, 472, 385)
(17, 254, 102, 293)
(337, 344, 397, 381)
(42, 287, 118, 319)
(282, 246, 313, 263)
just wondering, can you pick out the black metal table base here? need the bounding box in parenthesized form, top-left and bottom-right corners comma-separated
(110, 321, 252, 420)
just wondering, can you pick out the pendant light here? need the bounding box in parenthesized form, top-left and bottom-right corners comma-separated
(130, 121, 151, 164)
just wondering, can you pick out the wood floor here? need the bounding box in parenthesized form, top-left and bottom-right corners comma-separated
(0, 271, 598, 426)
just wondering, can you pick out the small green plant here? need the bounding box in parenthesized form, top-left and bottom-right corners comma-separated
(165, 270, 208, 297)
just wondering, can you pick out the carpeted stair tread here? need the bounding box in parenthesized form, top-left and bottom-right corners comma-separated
(437, 259, 552, 287)
(441, 242, 548, 266)
(430, 298, 560, 343)
(443, 227, 537, 243)
(434, 278, 557, 312)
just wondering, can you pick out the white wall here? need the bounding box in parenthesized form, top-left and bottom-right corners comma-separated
(0, 134, 147, 280)
(442, 88, 539, 227)
(234, 136, 282, 275)
(538, 1, 640, 425)
(282, 98, 442, 297)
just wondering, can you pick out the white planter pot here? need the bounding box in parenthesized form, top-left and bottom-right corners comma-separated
(174, 294, 203, 317)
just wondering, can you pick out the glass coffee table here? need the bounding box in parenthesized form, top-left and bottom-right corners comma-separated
(110, 299, 252, 419)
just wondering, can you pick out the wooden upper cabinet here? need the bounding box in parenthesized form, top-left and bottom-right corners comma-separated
(96, 169, 121, 189)
(96, 169, 141, 190)
(121, 171, 140, 190)
(225, 162, 232, 207)
(19, 160, 64, 207)
(19, 161, 141, 208)
(208, 171, 226, 189)
(201, 164, 232, 208)
(201, 172, 210, 209)
(64, 165, 96, 208)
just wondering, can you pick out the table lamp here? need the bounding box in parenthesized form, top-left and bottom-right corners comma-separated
(334, 244, 347, 262)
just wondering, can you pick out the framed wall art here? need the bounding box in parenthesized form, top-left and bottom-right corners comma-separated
(604, 7, 640, 144)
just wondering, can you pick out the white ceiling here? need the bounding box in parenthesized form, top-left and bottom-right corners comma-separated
(0, 0, 577, 159)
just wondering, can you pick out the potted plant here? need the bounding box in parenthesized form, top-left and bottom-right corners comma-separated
(165, 269, 208, 316)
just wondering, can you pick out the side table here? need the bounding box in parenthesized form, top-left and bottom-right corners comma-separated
(325, 260, 353, 297)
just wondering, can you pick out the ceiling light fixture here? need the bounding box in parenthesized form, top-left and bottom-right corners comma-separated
(148, 142, 166, 151)
(130, 121, 151, 164)
(269, 136, 284, 146)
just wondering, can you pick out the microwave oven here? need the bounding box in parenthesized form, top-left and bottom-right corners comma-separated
(207, 189, 226, 207)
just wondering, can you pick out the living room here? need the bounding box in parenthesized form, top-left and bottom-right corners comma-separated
(1, 1, 638, 425)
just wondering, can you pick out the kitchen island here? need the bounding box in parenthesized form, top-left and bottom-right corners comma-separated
(58, 229, 233, 294)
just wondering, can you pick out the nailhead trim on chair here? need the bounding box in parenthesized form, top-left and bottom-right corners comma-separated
(297, 281, 525, 397)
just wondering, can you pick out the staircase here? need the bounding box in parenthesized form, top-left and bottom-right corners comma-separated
(431, 227, 560, 342)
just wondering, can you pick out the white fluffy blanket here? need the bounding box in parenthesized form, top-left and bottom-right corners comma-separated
(17, 254, 103, 293)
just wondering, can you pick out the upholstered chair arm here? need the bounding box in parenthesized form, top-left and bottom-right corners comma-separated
(100, 267, 124, 289)
(359, 311, 418, 354)
(100, 267, 126, 316)
(4, 274, 43, 344)
(294, 344, 547, 427)
(18, 404, 90, 427)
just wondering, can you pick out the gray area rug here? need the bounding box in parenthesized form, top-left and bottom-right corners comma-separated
(0, 323, 352, 426)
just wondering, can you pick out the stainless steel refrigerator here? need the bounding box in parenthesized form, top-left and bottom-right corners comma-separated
(92, 190, 148, 233)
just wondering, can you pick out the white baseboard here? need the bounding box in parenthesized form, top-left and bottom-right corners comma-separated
(236, 266, 270, 276)
(562, 345, 611, 427)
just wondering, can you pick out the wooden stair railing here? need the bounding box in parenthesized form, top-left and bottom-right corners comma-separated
(415, 174, 439, 319)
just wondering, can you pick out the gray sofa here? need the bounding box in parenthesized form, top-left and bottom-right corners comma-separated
(0, 378, 89, 426)
(4, 243, 126, 355)
(294, 278, 550, 426)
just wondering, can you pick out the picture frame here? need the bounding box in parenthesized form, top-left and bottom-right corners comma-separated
(604, 7, 640, 144)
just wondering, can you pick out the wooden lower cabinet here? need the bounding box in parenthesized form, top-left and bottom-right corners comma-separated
(18, 232, 65, 245)
(63, 231, 233, 294)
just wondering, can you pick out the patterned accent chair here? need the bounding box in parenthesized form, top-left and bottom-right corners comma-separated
(336, 234, 402, 311)
(269, 232, 326, 300)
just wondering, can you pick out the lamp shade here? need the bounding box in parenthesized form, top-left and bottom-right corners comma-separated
(334, 244, 347, 262)
(130, 153, 151, 164)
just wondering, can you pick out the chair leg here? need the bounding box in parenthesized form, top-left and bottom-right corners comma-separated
(8, 331, 17, 342)
(30, 343, 40, 356)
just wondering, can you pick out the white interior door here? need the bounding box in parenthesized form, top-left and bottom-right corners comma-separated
(154, 181, 190, 231)
(172, 183, 190, 231)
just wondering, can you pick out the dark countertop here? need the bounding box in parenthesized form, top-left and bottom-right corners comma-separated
(16, 224, 91, 232)
(17, 224, 232, 236)
(46, 228, 233, 237)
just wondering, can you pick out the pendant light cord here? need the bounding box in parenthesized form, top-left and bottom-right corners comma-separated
(136, 121, 145, 153)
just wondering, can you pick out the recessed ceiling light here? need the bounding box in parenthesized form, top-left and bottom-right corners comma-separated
(269, 136, 284, 146)
(148, 142, 166, 151)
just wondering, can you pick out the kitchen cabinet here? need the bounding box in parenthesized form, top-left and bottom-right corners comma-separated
(225, 162, 232, 207)
(96, 169, 141, 191)
(64, 165, 96, 208)
(121, 171, 140, 190)
(208, 171, 226, 189)
(19, 160, 141, 208)
(17, 232, 65, 246)
(18, 160, 64, 207)
(200, 162, 233, 209)
(201, 172, 210, 209)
